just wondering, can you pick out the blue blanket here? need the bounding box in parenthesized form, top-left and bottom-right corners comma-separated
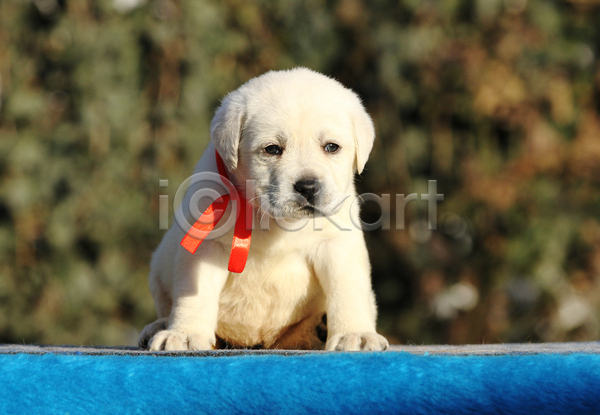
(1, 350, 599, 414)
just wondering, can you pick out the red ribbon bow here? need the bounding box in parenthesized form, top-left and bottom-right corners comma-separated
(180, 150, 252, 273)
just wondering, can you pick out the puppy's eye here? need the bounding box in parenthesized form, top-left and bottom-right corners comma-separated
(324, 143, 340, 153)
(264, 145, 283, 155)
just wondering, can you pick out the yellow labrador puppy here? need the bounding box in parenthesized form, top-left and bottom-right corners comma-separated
(139, 68, 389, 351)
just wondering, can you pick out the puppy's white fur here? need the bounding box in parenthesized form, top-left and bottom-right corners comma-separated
(140, 68, 388, 351)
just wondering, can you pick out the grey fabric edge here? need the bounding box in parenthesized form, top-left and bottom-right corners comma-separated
(1, 342, 600, 356)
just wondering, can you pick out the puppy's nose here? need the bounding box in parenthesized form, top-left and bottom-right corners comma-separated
(294, 179, 320, 205)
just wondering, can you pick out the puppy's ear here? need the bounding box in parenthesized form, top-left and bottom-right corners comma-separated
(351, 100, 375, 175)
(211, 93, 245, 172)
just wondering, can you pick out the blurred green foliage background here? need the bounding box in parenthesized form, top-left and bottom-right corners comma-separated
(1, 0, 600, 347)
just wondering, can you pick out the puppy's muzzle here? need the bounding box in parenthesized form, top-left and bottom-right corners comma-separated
(294, 178, 320, 206)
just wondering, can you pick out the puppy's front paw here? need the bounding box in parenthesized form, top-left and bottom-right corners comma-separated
(148, 329, 215, 351)
(326, 332, 389, 351)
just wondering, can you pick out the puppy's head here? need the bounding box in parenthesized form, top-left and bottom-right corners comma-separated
(211, 68, 375, 218)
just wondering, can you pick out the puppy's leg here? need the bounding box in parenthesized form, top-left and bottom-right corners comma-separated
(138, 317, 168, 349)
(149, 241, 230, 351)
(313, 236, 389, 351)
(269, 313, 328, 350)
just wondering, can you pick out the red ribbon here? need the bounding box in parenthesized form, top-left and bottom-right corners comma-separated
(180, 150, 252, 273)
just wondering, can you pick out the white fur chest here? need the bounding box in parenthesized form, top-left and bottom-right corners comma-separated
(215, 224, 326, 347)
